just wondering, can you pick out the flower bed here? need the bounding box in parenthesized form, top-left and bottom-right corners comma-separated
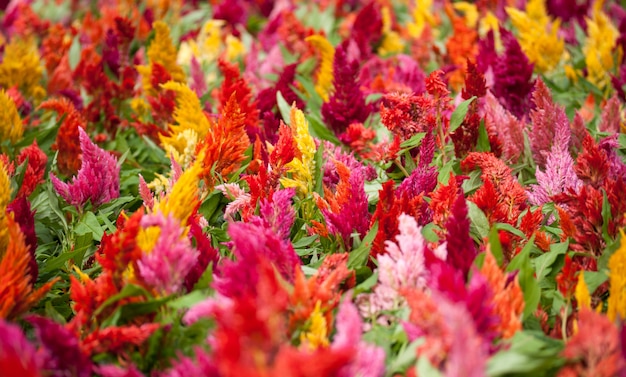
(1, 0, 626, 375)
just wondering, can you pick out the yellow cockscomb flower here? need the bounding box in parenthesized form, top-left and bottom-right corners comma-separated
(608, 230, 626, 322)
(0, 161, 11, 253)
(0, 38, 45, 101)
(0, 90, 23, 145)
(584, 5, 620, 94)
(453, 2, 478, 29)
(177, 20, 228, 66)
(280, 107, 316, 195)
(156, 157, 203, 226)
(137, 21, 186, 94)
(575, 272, 591, 310)
(159, 81, 212, 167)
(378, 6, 405, 56)
(225, 34, 246, 61)
(300, 301, 329, 350)
(407, 0, 437, 38)
(507, 0, 564, 73)
(136, 226, 162, 254)
(306, 35, 335, 102)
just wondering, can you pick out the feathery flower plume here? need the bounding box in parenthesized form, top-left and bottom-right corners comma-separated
(0, 90, 23, 144)
(0, 320, 42, 377)
(0, 161, 10, 251)
(480, 249, 524, 339)
(444, 192, 477, 277)
(575, 272, 592, 310)
(136, 21, 185, 95)
(598, 95, 622, 134)
(217, 58, 260, 141)
(156, 159, 202, 226)
(358, 54, 426, 96)
(196, 93, 250, 190)
(332, 299, 385, 377)
(490, 29, 535, 119)
(159, 81, 212, 167)
(0, 217, 57, 320)
(280, 106, 317, 195)
(321, 40, 372, 137)
(484, 92, 525, 162)
(306, 35, 335, 102)
(529, 79, 569, 167)
(257, 187, 296, 240)
(608, 230, 626, 322)
(444, 3, 478, 89)
(40, 98, 86, 176)
(584, 5, 620, 93)
(27, 316, 92, 377)
(7, 197, 38, 281)
(559, 309, 626, 377)
(136, 212, 199, 295)
(13, 141, 47, 199)
(0, 37, 45, 99)
(317, 161, 370, 250)
(51, 128, 120, 209)
(507, 0, 564, 73)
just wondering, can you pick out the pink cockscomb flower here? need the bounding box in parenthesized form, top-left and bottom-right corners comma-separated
(137, 212, 199, 295)
(332, 299, 385, 377)
(50, 127, 120, 209)
(359, 213, 446, 325)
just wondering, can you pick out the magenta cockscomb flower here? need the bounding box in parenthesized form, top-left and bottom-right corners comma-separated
(214, 221, 300, 298)
(189, 56, 207, 99)
(332, 299, 386, 377)
(444, 192, 477, 278)
(137, 212, 199, 295)
(50, 127, 120, 209)
(256, 187, 296, 240)
(322, 141, 377, 190)
(0, 319, 42, 376)
(27, 316, 92, 377)
(319, 161, 371, 249)
(96, 364, 145, 377)
(321, 41, 373, 137)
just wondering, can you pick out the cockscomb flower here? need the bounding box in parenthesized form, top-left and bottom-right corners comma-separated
(317, 161, 370, 250)
(489, 29, 535, 119)
(484, 92, 525, 162)
(321, 40, 372, 137)
(306, 35, 335, 102)
(332, 299, 386, 377)
(0, 37, 45, 100)
(322, 141, 377, 190)
(559, 309, 626, 377)
(444, 192, 477, 278)
(479, 249, 524, 339)
(444, 3, 478, 89)
(196, 93, 250, 190)
(14, 140, 47, 199)
(0, 319, 42, 377)
(359, 213, 443, 324)
(529, 79, 569, 168)
(0, 89, 23, 144)
(358, 54, 426, 96)
(136, 212, 199, 295)
(216, 183, 253, 221)
(0, 217, 57, 320)
(155, 157, 202, 226)
(0, 161, 10, 252)
(280, 106, 317, 195)
(51, 128, 120, 210)
(608, 230, 626, 322)
(40, 98, 86, 176)
(507, 0, 564, 73)
(584, 6, 620, 94)
(159, 81, 212, 168)
(598, 95, 622, 134)
(257, 187, 296, 240)
(217, 58, 260, 141)
(137, 21, 185, 95)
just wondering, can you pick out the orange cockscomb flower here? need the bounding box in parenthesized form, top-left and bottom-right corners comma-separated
(0, 217, 57, 320)
(444, 2, 478, 89)
(196, 92, 250, 189)
(479, 249, 524, 338)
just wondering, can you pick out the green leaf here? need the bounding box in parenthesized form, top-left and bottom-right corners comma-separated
(495, 222, 527, 239)
(476, 119, 491, 152)
(276, 91, 292, 124)
(399, 132, 426, 150)
(94, 284, 151, 318)
(449, 96, 476, 133)
(601, 190, 612, 242)
(307, 113, 340, 144)
(74, 211, 104, 241)
(507, 235, 541, 318)
(388, 339, 423, 374)
(292, 235, 318, 248)
(168, 290, 209, 311)
(487, 331, 564, 376)
(313, 141, 325, 195)
(468, 201, 490, 240)
(348, 222, 379, 269)
(584, 270, 608, 294)
(533, 241, 568, 282)
(488, 226, 504, 266)
(68, 36, 81, 70)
